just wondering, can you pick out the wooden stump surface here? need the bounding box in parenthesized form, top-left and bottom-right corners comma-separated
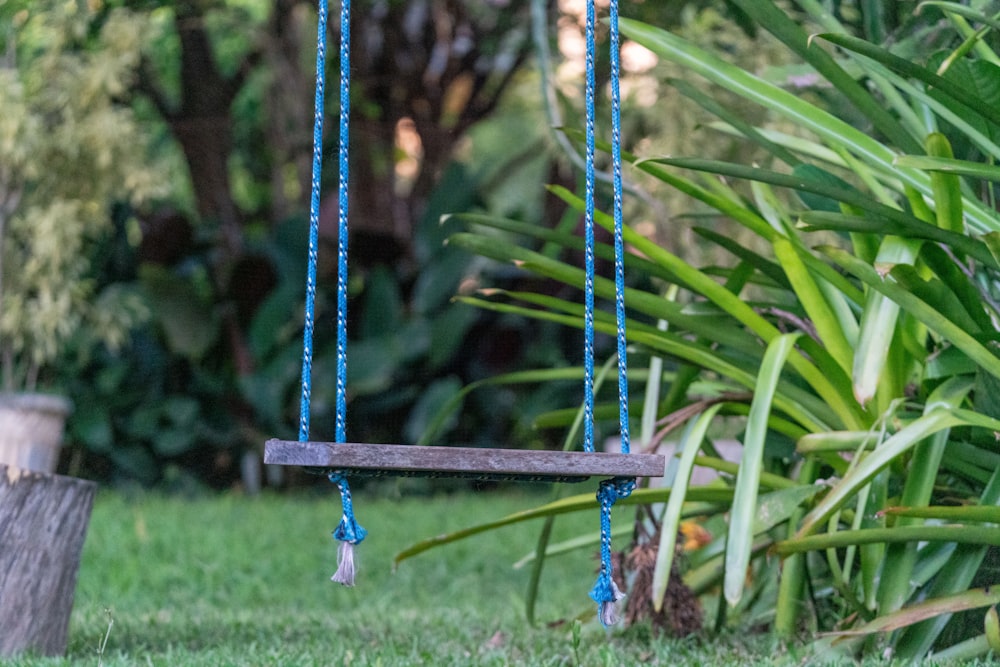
(0, 464, 97, 657)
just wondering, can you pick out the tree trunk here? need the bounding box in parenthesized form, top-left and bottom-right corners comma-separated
(0, 465, 97, 657)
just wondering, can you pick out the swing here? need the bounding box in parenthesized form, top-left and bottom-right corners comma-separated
(264, 0, 664, 624)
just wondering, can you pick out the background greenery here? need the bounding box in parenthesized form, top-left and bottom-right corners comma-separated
(4, 0, 1000, 661)
(2, 0, 763, 488)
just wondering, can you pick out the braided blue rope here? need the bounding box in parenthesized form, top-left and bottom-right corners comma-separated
(329, 472, 368, 584)
(589, 477, 635, 624)
(582, 0, 597, 457)
(335, 0, 351, 447)
(583, 0, 634, 626)
(298, 0, 328, 443)
(298, 0, 365, 586)
(329, 0, 366, 586)
(609, 0, 630, 457)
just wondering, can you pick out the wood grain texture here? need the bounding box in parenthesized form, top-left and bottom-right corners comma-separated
(264, 440, 665, 480)
(0, 465, 97, 657)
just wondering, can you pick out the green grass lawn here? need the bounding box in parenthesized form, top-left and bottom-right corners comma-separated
(0, 485, 953, 666)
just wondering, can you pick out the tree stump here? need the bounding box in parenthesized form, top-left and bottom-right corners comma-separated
(0, 464, 97, 657)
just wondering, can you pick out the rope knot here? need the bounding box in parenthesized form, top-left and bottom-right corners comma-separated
(590, 476, 635, 626)
(329, 472, 367, 586)
(596, 476, 635, 506)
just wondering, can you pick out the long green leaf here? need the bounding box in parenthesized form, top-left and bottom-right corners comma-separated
(800, 211, 999, 269)
(693, 227, 791, 290)
(875, 62, 1000, 162)
(547, 188, 863, 430)
(727, 0, 921, 153)
(817, 586, 1000, 637)
(651, 405, 722, 612)
(797, 404, 968, 536)
(657, 156, 989, 279)
(895, 155, 1000, 181)
(852, 236, 921, 406)
(726, 333, 801, 606)
(815, 35, 1000, 231)
(490, 287, 759, 356)
(774, 238, 854, 374)
(918, 2, 1000, 34)
(618, 20, 925, 200)
(691, 455, 802, 492)
(920, 241, 1000, 330)
(882, 505, 1000, 522)
(544, 189, 784, 346)
(895, 464, 1000, 658)
(924, 133, 965, 234)
(669, 77, 801, 166)
(393, 486, 734, 565)
(817, 32, 1000, 129)
(417, 367, 584, 446)
(452, 212, 680, 283)
(798, 430, 879, 453)
(517, 524, 630, 569)
(888, 265, 984, 336)
(624, 18, 1000, 234)
(911, 634, 992, 662)
(448, 232, 759, 354)
(777, 525, 1000, 554)
(774, 458, 820, 638)
(822, 246, 1000, 383)
(877, 378, 970, 614)
(454, 294, 837, 432)
(554, 142, 779, 243)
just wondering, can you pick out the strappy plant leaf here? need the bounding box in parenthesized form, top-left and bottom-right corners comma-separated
(895, 154, 1000, 181)
(394, 486, 737, 566)
(651, 404, 722, 611)
(725, 333, 801, 606)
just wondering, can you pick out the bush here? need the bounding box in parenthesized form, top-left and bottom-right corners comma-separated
(413, 1, 1000, 660)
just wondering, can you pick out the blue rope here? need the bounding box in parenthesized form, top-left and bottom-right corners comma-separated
(331, 0, 365, 567)
(589, 477, 635, 625)
(609, 0, 630, 457)
(298, 0, 365, 584)
(329, 472, 368, 584)
(298, 0, 328, 443)
(583, 0, 633, 626)
(335, 0, 351, 447)
(582, 0, 597, 456)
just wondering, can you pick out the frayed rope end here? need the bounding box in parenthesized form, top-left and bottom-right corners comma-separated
(598, 599, 621, 627)
(328, 474, 366, 587)
(590, 576, 625, 627)
(331, 540, 357, 586)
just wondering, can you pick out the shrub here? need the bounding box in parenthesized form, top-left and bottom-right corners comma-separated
(407, 1, 1000, 660)
(0, 2, 161, 391)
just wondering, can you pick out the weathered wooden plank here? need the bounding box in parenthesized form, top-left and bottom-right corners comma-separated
(0, 465, 97, 657)
(264, 440, 664, 480)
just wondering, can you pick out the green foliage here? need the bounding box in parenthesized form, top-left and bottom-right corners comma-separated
(402, 0, 1000, 659)
(49, 0, 778, 485)
(0, 1, 164, 390)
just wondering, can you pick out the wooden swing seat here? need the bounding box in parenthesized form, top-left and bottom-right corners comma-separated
(264, 439, 664, 483)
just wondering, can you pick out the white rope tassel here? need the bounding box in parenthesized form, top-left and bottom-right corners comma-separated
(331, 540, 357, 586)
(598, 579, 625, 627)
